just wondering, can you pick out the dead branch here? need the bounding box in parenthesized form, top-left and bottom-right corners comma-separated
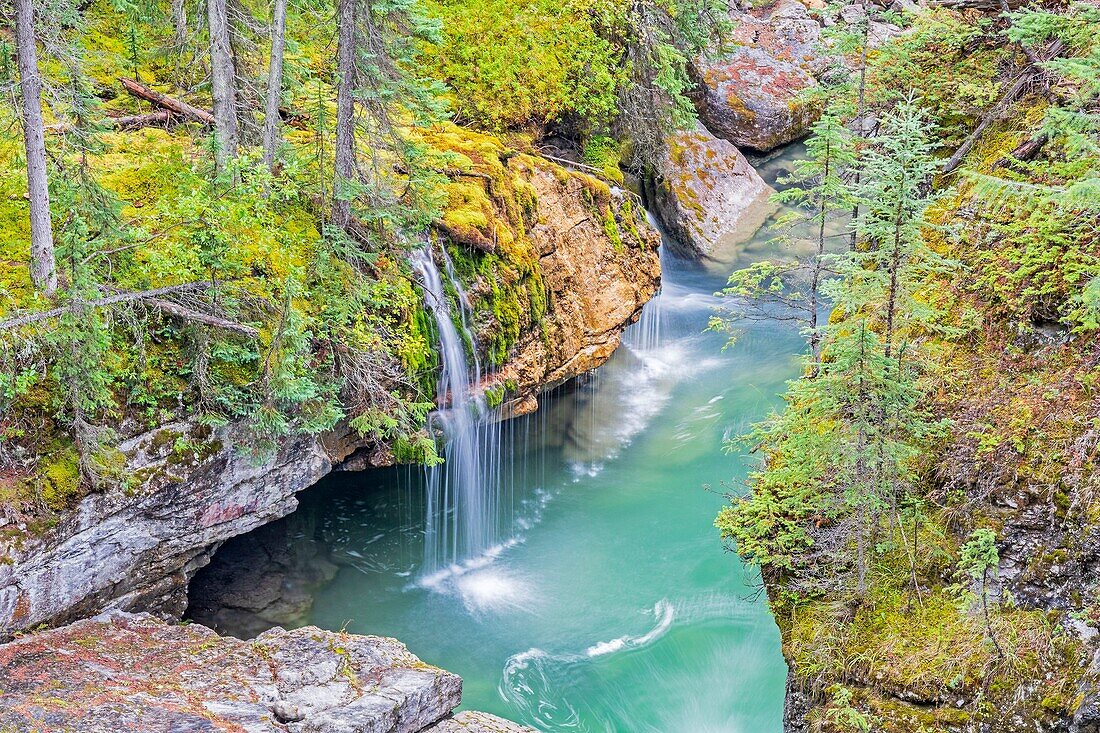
(46, 110, 175, 135)
(942, 41, 1064, 174)
(119, 77, 215, 124)
(1, 282, 212, 330)
(144, 297, 258, 336)
(995, 134, 1048, 169)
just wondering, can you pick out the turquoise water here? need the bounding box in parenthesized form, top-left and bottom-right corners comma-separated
(285, 146, 811, 732)
(187, 145, 818, 730)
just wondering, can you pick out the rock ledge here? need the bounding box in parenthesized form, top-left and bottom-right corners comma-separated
(0, 611, 537, 733)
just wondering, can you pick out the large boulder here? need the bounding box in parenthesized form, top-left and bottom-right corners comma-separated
(691, 0, 823, 151)
(0, 611, 470, 733)
(652, 123, 776, 259)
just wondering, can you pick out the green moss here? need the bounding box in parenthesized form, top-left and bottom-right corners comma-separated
(603, 206, 624, 251)
(38, 448, 83, 512)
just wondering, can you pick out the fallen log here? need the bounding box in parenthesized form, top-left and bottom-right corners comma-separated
(996, 134, 1048, 169)
(47, 110, 174, 135)
(119, 77, 215, 124)
(941, 40, 1064, 175)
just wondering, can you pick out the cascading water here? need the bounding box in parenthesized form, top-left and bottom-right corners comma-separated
(411, 246, 510, 575)
(623, 210, 667, 354)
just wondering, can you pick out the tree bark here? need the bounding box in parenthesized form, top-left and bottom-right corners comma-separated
(332, 0, 357, 229)
(14, 0, 57, 296)
(173, 0, 188, 47)
(849, 4, 870, 252)
(48, 110, 176, 134)
(262, 0, 288, 171)
(207, 0, 240, 171)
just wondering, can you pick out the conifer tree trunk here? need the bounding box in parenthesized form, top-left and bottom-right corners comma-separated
(262, 0, 288, 171)
(207, 0, 239, 171)
(883, 188, 906, 360)
(332, 0, 356, 228)
(849, 3, 870, 252)
(809, 138, 831, 368)
(173, 0, 187, 47)
(14, 0, 57, 296)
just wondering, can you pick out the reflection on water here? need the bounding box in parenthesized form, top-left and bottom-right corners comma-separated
(189, 144, 817, 732)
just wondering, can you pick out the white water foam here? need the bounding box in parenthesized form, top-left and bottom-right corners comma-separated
(585, 599, 675, 657)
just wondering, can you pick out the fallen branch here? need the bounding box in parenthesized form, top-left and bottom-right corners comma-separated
(47, 111, 175, 135)
(942, 72, 1033, 174)
(942, 41, 1064, 174)
(119, 77, 215, 125)
(1, 282, 213, 330)
(995, 134, 1048, 169)
(144, 298, 258, 336)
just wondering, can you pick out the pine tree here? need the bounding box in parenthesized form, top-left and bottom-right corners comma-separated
(13, 0, 57, 295)
(712, 111, 855, 366)
(842, 96, 949, 361)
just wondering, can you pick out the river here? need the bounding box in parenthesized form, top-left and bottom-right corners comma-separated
(192, 145, 813, 732)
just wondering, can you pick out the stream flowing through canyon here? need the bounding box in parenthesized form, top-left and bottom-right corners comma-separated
(192, 146, 819, 732)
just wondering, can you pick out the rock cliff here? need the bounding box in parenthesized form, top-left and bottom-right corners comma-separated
(0, 131, 660, 638)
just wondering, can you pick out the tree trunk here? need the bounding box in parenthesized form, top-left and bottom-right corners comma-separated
(261, 0, 288, 171)
(883, 187, 905, 361)
(332, 0, 357, 229)
(849, 6, 870, 252)
(173, 0, 187, 47)
(207, 0, 239, 171)
(14, 0, 57, 296)
(809, 140, 830, 370)
(119, 78, 215, 123)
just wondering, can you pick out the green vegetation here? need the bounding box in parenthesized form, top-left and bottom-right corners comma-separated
(0, 0, 703, 520)
(716, 2, 1100, 728)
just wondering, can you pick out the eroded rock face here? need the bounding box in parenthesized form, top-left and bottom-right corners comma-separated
(0, 611, 474, 733)
(479, 157, 661, 415)
(0, 424, 346, 637)
(186, 512, 340, 638)
(692, 0, 823, 152)
(652, 123, 776, 259)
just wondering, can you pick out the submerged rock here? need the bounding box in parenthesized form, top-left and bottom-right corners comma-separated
(652, 123, 776, 259)
(691, 0, 822, 151)
(0, 611, 471, 733)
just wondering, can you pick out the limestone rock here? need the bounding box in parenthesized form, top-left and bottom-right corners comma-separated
(0, 424, 344, 637)
(0, 611, 466, 733)
(652, 123, 776, 259)
(426, 712, 539, 732)
(692, 0, 822, 151)
(473, 152, 661, 413)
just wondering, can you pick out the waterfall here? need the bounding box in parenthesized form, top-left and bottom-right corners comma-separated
(624, 211, 667, 354)
(411, 246, 509, 574)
